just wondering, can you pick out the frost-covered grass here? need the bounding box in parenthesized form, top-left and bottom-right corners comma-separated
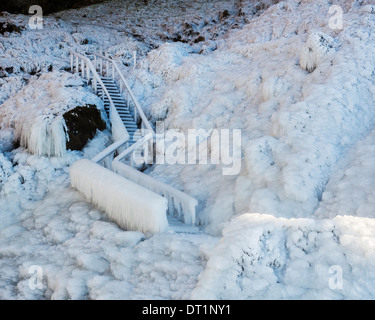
(1, 0, 375, 300)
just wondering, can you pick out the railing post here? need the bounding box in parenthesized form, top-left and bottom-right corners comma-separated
(100, 58, 103, 76)
(70, 54, 73, 73)
(134, 101, 137, 122)
(75, 56, 78, 74)
(106, 60, 109, 77)
(131, 151, 134, 168)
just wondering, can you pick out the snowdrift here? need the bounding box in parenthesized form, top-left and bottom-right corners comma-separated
(192, 213, 375, 299)
(70, 159, 169, 234)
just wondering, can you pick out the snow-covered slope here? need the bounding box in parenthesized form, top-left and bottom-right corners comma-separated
(134, 0, 375, 234)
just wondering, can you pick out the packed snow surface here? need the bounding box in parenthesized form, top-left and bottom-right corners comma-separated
(1, 0, 375, 300)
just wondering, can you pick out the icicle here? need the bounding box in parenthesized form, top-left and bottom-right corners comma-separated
(70, 159, 169, 233)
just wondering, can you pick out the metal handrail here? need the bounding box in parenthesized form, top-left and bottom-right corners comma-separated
(70, 51, 129, 142)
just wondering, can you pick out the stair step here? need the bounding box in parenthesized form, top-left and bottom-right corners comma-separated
(101, 93, 123, 97)
(98, 86, 117, 91)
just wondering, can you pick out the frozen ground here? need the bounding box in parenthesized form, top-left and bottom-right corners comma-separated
(1, 0, 375, 299)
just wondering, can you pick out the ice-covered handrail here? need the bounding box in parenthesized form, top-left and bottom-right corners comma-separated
(114, 132, 153, 162)
(70, 51, 129, 142)
(91, 137, 129, 168)
(70, 159, 169, 233)
(112, 159, 197, 224)
(112, 132, 197, 224)
(92, 53, 155, 135)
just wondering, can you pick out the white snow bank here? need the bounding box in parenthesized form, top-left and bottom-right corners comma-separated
(0, 153, 13, 188)
(192, 213, 375, 299)
(315, 126, 375, 219)
(70, 159, 169, 234)
(0, 71, 106, 157)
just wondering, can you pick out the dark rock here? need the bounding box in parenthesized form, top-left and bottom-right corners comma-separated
(63, 104, 106, 151)
(0, 21, 24, 35)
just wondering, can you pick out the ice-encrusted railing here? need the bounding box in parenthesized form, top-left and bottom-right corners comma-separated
(90, 131, 197, 225)
(112, 157, 197, 225)
(70, 51, 129, 143)
(69, 51, 197, 226)
(92, 53, 154, 137)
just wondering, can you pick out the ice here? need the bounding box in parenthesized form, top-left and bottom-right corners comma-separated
(0, 72, 105, 157)
(299, 32, 339, 73)
(70, 159, 169, 234)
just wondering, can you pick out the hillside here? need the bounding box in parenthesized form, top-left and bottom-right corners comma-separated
(0, 0, 375, 300)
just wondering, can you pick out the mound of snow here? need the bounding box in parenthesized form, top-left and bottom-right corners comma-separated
(0, 71, 106, 157)
(192, 213, 375, 299)
(146, 42, 191, 84)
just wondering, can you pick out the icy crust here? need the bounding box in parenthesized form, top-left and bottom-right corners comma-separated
(192, 213, 375, 299)
(0, 71, 106, 156)
(70, 159, 169, 234)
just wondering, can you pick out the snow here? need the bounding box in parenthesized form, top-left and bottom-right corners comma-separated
(70, 159, 169, 234)
(0, 71, 106, 156)
(0, 0, 375, 300)
(192, 213, 375, 300)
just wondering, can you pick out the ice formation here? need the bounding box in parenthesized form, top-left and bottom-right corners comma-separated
(70, 159, 169, 234)
(0, 72, 106, 157)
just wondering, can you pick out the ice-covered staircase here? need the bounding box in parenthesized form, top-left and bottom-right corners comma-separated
(68, 51, 198, 234)
(97, 77, 140, 145)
